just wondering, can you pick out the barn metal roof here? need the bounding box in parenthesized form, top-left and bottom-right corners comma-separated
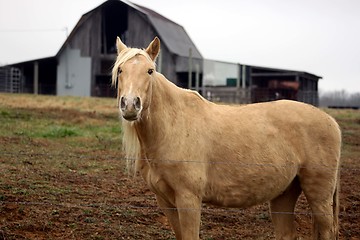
(130, 2, 202, 59)
(249, 65, 322, 80)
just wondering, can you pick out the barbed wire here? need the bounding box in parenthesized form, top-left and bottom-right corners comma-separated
(0, 151, 359, 171)
(1, 200, 359, 217)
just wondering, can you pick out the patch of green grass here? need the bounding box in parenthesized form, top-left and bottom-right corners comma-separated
(0, 109, 10, 117)
(0, 109, 32, 120)
(40, 126, 81, 138)
(84, 217, 95, 223)
(12, 187, 30, 196)
(93, 235, 105, 240)
(83, 209, 93, 215)
(0, 105, 121, 147)
(0, 194, 6, 201)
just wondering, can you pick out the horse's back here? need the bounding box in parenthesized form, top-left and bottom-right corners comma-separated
(211, 99, 340, 147)
(220, 100, 341, 150)
(256, 100, 341, 161)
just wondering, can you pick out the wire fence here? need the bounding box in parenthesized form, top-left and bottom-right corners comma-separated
(1, 150, 359, 218)
(1, 151, 358, 171)
(1, 200, 359, 218)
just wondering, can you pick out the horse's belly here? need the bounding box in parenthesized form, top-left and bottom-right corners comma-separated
(203, 167, 297, 208)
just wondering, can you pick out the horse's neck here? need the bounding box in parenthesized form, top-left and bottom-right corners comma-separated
(136, 74, 179, 141)
(135, 74, 197, 153)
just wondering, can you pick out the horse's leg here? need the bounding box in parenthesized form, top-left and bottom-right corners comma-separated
(308, 199, 335, 240)
(156, 195, 182, 239)
(175, 192, 202, 240)
(299, 169, 338, 240)
(270, 177, 302, 240)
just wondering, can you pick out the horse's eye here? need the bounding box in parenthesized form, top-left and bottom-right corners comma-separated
(118, 69, 122, 76)
(148, 69, 154, 75)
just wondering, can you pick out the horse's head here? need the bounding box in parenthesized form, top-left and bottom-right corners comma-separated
(112, 37, 160, 121)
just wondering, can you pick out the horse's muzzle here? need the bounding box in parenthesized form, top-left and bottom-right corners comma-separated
(120, 96, 142, 121)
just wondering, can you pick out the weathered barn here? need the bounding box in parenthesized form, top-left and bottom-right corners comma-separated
(0, 0, 202, 97)
(0, 0, 321, 105)
(56, 0, 202, 97)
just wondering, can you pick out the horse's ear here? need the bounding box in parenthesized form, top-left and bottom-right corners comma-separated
(116, 36, 127, 55)
(146, 37, 160, 61)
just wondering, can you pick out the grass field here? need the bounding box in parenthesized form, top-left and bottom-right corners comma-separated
(0, 93, 359, 239)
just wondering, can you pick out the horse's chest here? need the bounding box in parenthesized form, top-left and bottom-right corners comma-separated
(143, 169, 176, 205)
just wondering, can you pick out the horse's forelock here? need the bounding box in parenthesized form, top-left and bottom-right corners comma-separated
(111, 48, 155, 88)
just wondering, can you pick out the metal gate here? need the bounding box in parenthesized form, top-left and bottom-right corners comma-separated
(0, 67, 22, 93)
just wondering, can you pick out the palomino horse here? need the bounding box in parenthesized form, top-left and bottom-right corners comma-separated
(112, 37, 341, 240)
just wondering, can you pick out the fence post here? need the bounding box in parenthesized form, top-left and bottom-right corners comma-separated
(188, 48, 192, 89)
(34, 61, 39, 94)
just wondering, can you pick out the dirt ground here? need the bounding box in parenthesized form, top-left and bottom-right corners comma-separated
(0, 94, 359, 239)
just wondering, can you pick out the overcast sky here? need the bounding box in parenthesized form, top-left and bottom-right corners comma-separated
(0, 0, 359, 93)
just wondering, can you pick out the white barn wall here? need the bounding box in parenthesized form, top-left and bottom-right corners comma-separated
(57, 47, 91, 96)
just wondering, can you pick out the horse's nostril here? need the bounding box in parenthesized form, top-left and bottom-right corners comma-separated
(120, 97, 126, 110)
(134, 97, 141, 110)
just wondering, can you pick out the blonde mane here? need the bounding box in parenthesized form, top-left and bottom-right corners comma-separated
(112, 48, 154, 175)
(121, 120, 141, 175)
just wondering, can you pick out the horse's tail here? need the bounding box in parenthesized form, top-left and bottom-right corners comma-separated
(333, 167, 340, 240)
(333, 123, 341, 240)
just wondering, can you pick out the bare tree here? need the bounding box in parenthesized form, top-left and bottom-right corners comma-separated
(319, 90, 360, 108)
